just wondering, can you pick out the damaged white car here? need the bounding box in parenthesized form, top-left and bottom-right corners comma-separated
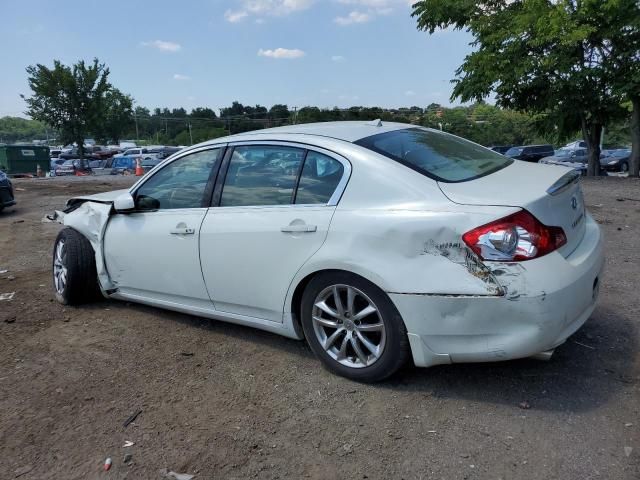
(53, 121, 604, 382)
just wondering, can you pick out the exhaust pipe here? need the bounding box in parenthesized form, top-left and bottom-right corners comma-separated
(530, 349, 554, 361)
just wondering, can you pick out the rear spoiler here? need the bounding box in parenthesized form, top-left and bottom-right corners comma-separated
(546, 170, 580, 196)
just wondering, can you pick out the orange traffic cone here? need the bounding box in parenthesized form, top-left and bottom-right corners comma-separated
(135, 158, 144, 176)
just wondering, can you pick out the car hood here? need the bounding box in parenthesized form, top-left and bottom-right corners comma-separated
(66, 188, 129, 206)
(438, 160, 587, 257)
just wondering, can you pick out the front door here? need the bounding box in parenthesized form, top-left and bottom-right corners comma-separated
(103, 147, 223, 309)
(199, 144, 348, 322)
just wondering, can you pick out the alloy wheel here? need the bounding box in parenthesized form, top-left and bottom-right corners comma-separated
(311, 284, 386, 368)
(53, 239, 67, 294)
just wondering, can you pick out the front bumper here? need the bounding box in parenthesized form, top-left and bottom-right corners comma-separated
(391, 214, 605, 367)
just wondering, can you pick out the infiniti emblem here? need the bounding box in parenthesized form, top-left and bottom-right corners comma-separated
(571, 196, 578, 210)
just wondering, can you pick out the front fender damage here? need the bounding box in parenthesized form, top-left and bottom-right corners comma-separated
(58, 200, 115, 292)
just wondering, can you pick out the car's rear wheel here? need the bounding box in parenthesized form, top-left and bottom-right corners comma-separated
(301, 272, 410, 382)
(53, 228, 102, 305)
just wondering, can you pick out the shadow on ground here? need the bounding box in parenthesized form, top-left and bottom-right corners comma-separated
(83, 300, 636, 414)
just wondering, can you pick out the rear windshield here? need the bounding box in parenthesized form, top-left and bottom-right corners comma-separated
(355, 128, 512, 183)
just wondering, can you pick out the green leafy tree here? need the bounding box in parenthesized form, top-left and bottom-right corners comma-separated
(605, 1, 640, 176)
(98, 89, 133, 144)
(412, 0, 630, 176)
(22, 59, 113, 159)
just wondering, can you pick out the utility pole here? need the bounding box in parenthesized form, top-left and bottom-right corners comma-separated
(188, 122, 193, 145)
(292, 106, 298, 125)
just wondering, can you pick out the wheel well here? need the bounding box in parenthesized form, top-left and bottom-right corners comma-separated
(290, 269, 384, 339)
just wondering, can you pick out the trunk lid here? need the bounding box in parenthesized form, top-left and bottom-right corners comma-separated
(438, 161, 586, 257)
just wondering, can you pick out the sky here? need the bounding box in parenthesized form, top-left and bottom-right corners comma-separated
(0, 0, 475, 117)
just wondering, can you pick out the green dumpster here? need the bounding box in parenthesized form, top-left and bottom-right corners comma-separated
(0, 145, 50, 176)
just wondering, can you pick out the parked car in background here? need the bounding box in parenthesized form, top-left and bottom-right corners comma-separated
(540, 148, 587, 164)
(110, 156, 138, 175)
(58, 148, 99, 161)
(155, 146, 183, 160)
(53, 121, 604, 382)
(0, 169, 16, 211)
(489, 146, 513, 155)
(141, 157, 162, 173)
(50, 149, 62, 159)
(600, 149, 631, 173)
(88, 159, 111, 176)
(564, 140, 588, 150)
(505, 145, 555, 162)
(50, 158, 66, 171)
(539, 149, 607, 176)
(91, 146, 117, 160)
(55, 159, 92, 176)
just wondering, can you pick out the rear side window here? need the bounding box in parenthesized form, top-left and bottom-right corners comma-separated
(221, 146, 304, 207)
(295, 152, 344, 204)
(356, 128, 512, 183)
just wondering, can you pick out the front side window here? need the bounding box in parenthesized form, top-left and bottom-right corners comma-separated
(135, 148, 220, 210)
(295, 152, 344, 204)
(356, 128, 512, 183)
(221, 146, 305, 207)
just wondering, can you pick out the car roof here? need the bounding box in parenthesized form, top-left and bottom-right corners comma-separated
(200, 121, 413, 146)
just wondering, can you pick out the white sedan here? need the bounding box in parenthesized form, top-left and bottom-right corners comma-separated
(52, 121, 604, 382)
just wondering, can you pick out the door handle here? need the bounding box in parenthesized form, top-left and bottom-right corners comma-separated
(170, 227, 195, 235)
(281, 224, 317, 233)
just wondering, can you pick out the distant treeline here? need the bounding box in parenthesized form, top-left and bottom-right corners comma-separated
(2, 101, 632, 148)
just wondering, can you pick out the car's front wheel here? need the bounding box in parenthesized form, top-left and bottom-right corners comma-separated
(53, 228, 102, 305)
(301, 272, 410, 382)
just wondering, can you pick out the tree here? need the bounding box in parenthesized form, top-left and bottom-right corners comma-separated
(98, 89, 133, 144)
(22, 59, 114, 159)
(606, 0, 640, 176)
(269, 104, 290, 120)
(412, 0, 628, 175)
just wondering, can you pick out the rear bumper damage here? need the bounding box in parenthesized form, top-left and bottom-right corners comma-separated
(392, 214, 605, 368)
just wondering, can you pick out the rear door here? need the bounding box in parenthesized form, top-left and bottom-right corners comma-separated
(199, 143, 350, 322)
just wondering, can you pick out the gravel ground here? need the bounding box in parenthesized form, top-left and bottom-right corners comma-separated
(0, 175, 638, 480)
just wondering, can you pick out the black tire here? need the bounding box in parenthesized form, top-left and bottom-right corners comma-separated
(621, 162, 629, 173)
(52, 227, 102, 305)
(301, 271, 410, 382)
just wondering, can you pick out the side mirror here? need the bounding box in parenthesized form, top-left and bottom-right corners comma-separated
(114, 192, 135, 212)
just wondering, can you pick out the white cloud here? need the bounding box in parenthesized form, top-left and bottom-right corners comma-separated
(405, 90, 416, 96)
(225, 0, 313, 22)
(334, 0, 410, 21)
(224, 9, 248, 22)
(331, 55, 346, 62)
(258, 47, 305, 59)
(141, 40, 181, 52)
(334, 10, 371, 25)
(173, 74, 191, 81)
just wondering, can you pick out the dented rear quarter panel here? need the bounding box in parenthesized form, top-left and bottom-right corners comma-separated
(285, 144, 521, 299)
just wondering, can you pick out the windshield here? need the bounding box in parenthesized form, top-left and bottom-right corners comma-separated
(554, 149, 571, 158)
(613, 150, 631, 157)
(505, 147, 524, 156)
(355, 128, 513, 183)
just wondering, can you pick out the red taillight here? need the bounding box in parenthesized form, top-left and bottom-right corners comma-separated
(462, 210, 566, 262)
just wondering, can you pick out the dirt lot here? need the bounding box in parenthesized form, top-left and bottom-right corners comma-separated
(0, 175, 638, 480)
